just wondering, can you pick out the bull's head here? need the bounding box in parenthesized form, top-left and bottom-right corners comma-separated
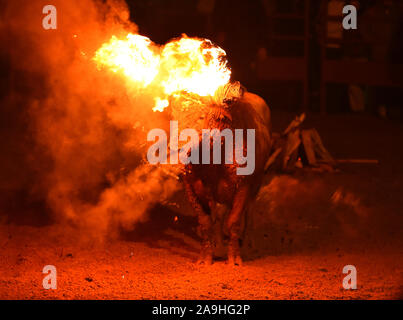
(203, 81, 244, 129)
(168, 81, 245, 131)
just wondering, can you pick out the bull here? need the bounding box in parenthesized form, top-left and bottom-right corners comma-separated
(169, 82, 272, 265)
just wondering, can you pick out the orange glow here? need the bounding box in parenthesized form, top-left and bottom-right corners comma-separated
(93, 33, 231, 112)
(93, 34, 160, 87)
(153, 98, 169, 112)
(159, 36, 231, 97)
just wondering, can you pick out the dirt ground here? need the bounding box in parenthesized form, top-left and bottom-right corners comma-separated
(0, 111, 402, 299)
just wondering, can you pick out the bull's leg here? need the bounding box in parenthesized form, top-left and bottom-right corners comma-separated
(183, 179, 213, 265)
(226, 186, 249, 266)
(211, 202, 228, 259)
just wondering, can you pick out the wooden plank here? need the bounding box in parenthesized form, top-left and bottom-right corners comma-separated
(266, 13, 305, 19)
(322, 61, 403, 87)
(267, 35, 306, 41)
(256, 57, 306, 81)
(335, 159, 379, 164)
(264, 147, 282, 171)
(282, 129, 301, 170)
(301, 130, 316, 165)
(311, 129, 334, 163)
(303, 0, 310, 112)
(283, 113, 306, 135)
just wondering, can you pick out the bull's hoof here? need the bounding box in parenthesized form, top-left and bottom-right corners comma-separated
(227, 255, 243, 266)
(198, 240, 213, 265)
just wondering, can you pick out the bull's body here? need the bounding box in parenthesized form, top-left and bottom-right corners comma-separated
(181, 89, 272, 265)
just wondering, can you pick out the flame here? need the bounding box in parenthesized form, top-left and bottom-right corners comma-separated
(153, 97, 169, 112)
(93, 33, 231, 112)
(160, 37, 231, 97)
(93, 34, 160, 87)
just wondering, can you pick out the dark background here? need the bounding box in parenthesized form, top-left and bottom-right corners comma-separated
(126, 0, 403, 114)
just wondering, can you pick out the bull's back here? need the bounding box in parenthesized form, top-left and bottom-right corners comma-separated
(231, 92, 272, 175)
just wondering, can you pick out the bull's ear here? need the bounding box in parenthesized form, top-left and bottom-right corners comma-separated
(239, 84, 246, 97)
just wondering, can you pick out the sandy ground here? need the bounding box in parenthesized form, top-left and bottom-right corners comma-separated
(0, 225, 401, 300)
(0, 112, 402, 300)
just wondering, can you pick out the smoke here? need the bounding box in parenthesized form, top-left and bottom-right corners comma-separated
(0, 0, 180, 240)
(246, 175, 372, 253)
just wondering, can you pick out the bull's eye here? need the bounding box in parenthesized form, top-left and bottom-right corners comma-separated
(223, 98, 234, 106)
